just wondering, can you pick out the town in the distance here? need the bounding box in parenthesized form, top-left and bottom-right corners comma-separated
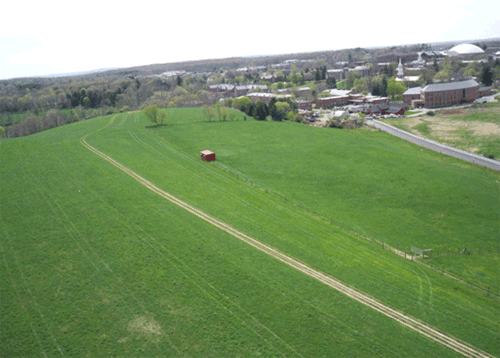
(1, 39, 499, 137)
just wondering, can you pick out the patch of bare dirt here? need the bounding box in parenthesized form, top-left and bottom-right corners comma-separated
(128, 316, 163, 336)
(440, 109, 463, 115)
(427, 119, 500, 137)
(119, 316, 163, 344)
(472, 122, 500, 136)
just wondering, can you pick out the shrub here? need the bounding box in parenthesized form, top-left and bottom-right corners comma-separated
(426, 111, 435, 116)
(328, 118, 343, 129)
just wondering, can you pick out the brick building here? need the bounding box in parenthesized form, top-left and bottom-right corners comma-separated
(295, 100, 312, 111)
(315, 96, 350, 109)
(421, 80, 479, 108)
(402, 87, 422, 105)
(403, 79, 480, 108)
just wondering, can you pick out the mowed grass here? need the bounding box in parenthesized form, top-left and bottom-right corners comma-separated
(1, 111, 498, 356)
(0, 118, 461, 357)
(147, 109, 499, 293)
(83, 111, 499, 354)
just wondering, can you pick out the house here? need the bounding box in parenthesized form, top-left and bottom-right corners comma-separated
(235, 66, 267, 75)
(233, 85, 268, 97)
(208, 84, 235, 94)
(296, 87, 311, 97)
(386, 102, 409, 115)
(327, 69, 348, 80)
(351, 65, 371, 77)
(315, 96, 350, 109)
(245, 93, 292, 104)
(295, 100, 312, 111)
(348, 102, 407, 115)
(364, 96, 390, 105)
(260, 74, 277, 83)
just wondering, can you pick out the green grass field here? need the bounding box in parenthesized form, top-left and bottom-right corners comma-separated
(384, 101, 500, 158)
(150, 110, 498, 291)
(1, 109, 499, 357)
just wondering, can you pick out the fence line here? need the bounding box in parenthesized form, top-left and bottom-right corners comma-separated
(373, 239, 498, 298)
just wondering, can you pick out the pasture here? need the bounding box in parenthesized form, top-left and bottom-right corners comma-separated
(151, 109, 499, 293)
(1, 109, 499, 357)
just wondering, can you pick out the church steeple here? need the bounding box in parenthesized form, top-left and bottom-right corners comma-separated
(397, 58, 404, 79)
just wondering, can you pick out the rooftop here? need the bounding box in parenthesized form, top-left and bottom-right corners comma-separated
(422, 79, 479, 92)
(403, 87, 422, 95)
(447, 43, 485, 55)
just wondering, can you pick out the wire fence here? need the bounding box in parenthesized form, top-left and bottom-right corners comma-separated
(375, 239, 498, 298)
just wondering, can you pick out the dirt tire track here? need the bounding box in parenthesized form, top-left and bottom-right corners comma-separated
(81, 133, 495, 358)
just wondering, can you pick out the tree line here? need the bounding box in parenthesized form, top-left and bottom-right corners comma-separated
(2, 107, 116, 138)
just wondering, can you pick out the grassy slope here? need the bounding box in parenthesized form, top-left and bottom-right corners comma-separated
(86, 111, 498, 354)
(1, 111, 498, 356)
(151, 111, 499, 293)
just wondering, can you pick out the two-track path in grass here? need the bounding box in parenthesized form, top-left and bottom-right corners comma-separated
(81, 123, 494, 358)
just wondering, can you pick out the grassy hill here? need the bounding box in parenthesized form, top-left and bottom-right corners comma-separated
(1, 109, 498, 357)
(152, 110, 499, 293)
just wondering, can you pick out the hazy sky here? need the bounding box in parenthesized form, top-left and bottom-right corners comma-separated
(1, 0, 499, 80)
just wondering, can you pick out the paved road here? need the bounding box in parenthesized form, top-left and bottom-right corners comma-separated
(367, 120, 500, 170)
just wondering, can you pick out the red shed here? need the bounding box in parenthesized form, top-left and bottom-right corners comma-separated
(200, 150, 216, 162)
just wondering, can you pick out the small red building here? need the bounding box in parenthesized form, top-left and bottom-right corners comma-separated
(200, 150, 216, 162)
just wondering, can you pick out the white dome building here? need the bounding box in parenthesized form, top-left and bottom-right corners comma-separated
(447, 43, 485, 56)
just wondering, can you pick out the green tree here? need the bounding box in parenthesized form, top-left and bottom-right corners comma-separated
(202, 105, 216, 121)
(272, 102, 290, 121)
(345, 71, 360, 88)
(82, 97, 91, 108)
(144, 105, 166, 126)
(254, 100, 268, 121)
(481, 66, 494, 86)
(233, 96, 254, 116)
(386, 78, 407, 100)
(463, 62, 482, 78)
(326, 76, 337, 89)
(353, 78, 369, 93)
(433, 59, 439, 72)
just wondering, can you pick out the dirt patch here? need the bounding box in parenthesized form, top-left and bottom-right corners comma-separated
(128, 316, 163, 336)
(119, 316, 163, 343)
(428, 120, 460, 133)
(427, 119, 500, 136)
(440, 109, 463, 115)
(472, 122, 500, 136)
